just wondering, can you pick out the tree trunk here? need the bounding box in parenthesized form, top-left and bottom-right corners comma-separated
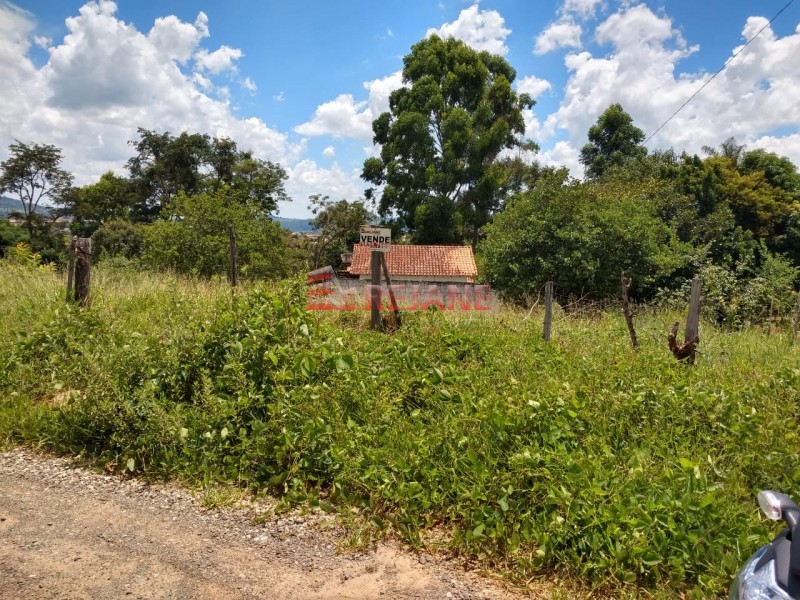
(228, 225, 238, 287)
(74, 238, 92, 307)
(620, 271, 639, 350)
(543, 281, 553, 342)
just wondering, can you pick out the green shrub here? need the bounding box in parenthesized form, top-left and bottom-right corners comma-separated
(1, 265, 799, 597)
(141, 189, 306, 279)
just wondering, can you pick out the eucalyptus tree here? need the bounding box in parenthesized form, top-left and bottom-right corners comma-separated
(362, 35, 534, 246)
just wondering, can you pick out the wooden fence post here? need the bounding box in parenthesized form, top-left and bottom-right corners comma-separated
(65, 236, 77, 301)
(543, 281, 553, 341)
(74, 237, 92, 307)
(669, 277, 701, 364)
(620, 271, 639, 350)
(379, 252, 401, 329)
(228, 225, 238, 287)
(370, 250, 382, 331)
(685, 278, 701, 347)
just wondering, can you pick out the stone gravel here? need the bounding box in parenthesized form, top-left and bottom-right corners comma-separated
(0, 448, 521, 600)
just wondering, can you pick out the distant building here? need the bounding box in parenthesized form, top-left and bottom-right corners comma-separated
(347, 244, 478, 284)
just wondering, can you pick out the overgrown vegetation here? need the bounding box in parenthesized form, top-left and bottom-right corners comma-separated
(1, 263, 798, 598)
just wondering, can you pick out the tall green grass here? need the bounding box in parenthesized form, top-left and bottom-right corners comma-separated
(1, 262, 798, 597)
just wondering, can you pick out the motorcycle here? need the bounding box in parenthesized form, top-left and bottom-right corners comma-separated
(730, 491, 800, 599)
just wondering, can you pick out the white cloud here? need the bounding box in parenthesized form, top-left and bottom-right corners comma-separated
(0, 1, 297, 189)
(322, 145, 335, 158)
(0, 2, 38, 124)
(295, 94, 372, 139)
(148, 12, 208, 64)
(536, 4, 800, 175)
(752, 133, 800, 164)
(33, 35, 51, 48)
(561, 0, 604, 20)
(517, 75, 552, 100)
(242, 76, 257, 93)
(194, 44, 243, 74)
(282, 160, 365, 216)
(522, 109, 545, 141)
(295, 71, 402, 140)
(534, 19, 582, 55)
(362, 71, 403, 117)
(192, 72, 212, 90)
(426, 3, 510, 56)
(273, 91, 285, 102)
(538, 141, 583, 177)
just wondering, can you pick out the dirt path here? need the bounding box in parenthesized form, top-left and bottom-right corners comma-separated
(0, 449, 522, 600)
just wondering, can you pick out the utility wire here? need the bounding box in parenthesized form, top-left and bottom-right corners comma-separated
(644, 0, 796, 145)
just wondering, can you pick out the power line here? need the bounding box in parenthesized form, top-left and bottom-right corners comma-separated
(644, 0, 796, 145)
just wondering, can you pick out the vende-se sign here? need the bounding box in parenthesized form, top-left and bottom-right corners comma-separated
(360, 226, 391, 251)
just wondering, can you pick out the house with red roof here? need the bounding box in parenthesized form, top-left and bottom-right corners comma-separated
(347, 244, 478, 284)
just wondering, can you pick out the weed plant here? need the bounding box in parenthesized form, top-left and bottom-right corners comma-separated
(1, 262, 799, 597)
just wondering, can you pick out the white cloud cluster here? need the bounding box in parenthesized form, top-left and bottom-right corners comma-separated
(426, 3, 511, 56)
(4, 1, 800, 219)
(286, 160, 364, 207)
(194, 45, 243, 74)
(295, 94, 373, 139)
(537, 4, 800, 174)
(534, 20, 582, 55)
(295, 71, 403, 141)
(148, 12, 209, 63)
(534, 0, 606, 56)
(562, 0, 605, 20)
(0, 1, 334, 215)
(517, 75, 552, 100)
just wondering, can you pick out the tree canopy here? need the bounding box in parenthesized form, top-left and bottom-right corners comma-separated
(480, 175, 686, 301)
(308, 195, 374, 270)
(142, 187, 303, 279)
(0, 141, 73, 235)
(127, 128, 289, 221)
(62, 171, 137, 237)
(579, 104, 646, 179)
(362, 35, 534, 246)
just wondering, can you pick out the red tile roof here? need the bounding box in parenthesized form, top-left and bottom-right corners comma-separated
(349, 244, 477, 280)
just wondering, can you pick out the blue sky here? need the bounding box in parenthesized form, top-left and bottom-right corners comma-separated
(2, 0, 800, 218)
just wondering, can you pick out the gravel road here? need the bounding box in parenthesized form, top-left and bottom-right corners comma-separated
(0, 449, 521, 600)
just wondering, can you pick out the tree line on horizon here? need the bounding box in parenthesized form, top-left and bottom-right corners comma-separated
(1, 33, 798, 326)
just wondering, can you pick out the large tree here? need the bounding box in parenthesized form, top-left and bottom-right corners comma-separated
(127, 128, 209, 219)
(362, 35, 534, 246)
(0, 141, 73, 236)
(126, 128, 289, 221)
(579, 104, 646, 179)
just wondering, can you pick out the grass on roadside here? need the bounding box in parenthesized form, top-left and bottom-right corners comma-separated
(1, 262, 799, 598)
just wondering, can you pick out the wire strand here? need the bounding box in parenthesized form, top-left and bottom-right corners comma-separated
(644, 0, 796, 145)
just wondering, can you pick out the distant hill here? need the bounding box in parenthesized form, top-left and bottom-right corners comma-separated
(0, 196, 55, 218)
(273, 216, 316, 233)
(0, 196, 20, 217)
